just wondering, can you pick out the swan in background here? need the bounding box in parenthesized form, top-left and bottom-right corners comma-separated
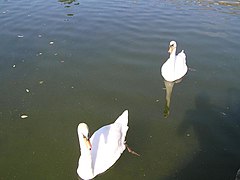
(161, 41, 188, 82)
(77, 110, 129, 180)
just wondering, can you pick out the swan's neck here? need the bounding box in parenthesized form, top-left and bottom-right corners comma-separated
(77, 137, 94, 179)
(169, 49, 176, 60)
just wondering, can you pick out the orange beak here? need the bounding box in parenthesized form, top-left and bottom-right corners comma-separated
(84, 137, 92, 150)
(168, 46, 173, 54)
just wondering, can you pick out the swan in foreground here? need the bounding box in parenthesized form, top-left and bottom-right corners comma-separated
(77, 110, 131, 180)
(161, 41, 188, 82)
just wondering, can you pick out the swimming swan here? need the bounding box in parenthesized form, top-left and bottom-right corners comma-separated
(77, 110, 129, 180)
(161, 41, 188, 82)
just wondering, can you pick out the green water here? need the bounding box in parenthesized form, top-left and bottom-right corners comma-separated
(0, 0, 240, 179)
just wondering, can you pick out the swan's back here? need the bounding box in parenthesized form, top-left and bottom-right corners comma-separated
(175, 50, 187, 80)
(90, 110, 129, 176)
(161, 50, 187, 82)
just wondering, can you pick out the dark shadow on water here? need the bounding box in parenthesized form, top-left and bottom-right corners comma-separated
(174, 91, 240, 180)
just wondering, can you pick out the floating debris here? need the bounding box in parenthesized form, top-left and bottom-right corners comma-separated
(126, 144, 140, 157)
(17, 35, 24, 38)
(38, 34, 42, 38)
(189, 68, 197, 72)
(21, 114, 28, 119)
(49, 41, 54, 45)
(26, 89, 30, 93)
(54, 53, 58, 56)
(220, 112, 227, 116)
(2, 10, 9, 14)
(12, 64, 16, 68)
(36, 52, 43, 56)
(67, 13, 74, 17)
(39, 80, 44, 84)
(218, 1, 240, 7)
(187, 133, 190, 137)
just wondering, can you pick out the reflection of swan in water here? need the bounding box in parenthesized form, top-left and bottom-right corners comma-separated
(161, 41, 188, 82)
(163, 80, 174, 118)
(163, 79, 182, 118)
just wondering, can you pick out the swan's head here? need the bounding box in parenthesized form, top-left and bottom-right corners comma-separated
(168, 41, 177, 54)
(77, 123, 92, 150)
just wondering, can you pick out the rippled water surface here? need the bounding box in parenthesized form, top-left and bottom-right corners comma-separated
(0, 0, 240, 179)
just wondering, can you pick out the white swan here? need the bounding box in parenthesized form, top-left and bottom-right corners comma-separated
(77, 110, 129, 180)
(161, 41, 188, 82)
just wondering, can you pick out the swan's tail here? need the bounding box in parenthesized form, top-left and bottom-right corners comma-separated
(115, 110, 128, 127)
(179, 50, 186, 58)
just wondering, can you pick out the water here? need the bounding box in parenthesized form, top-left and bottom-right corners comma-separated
(0, 0, 240, 179)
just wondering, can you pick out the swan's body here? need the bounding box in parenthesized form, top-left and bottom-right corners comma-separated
(77, 110, 129, 180)
(161, 41, 188, 82)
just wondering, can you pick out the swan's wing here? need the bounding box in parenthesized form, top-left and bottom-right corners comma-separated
(175, 50, 188, 78)
(177, 50, 186, 65)
(90, 112, 128, 176)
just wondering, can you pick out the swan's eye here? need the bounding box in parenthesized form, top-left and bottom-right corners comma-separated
(83, 134, 90, 140)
